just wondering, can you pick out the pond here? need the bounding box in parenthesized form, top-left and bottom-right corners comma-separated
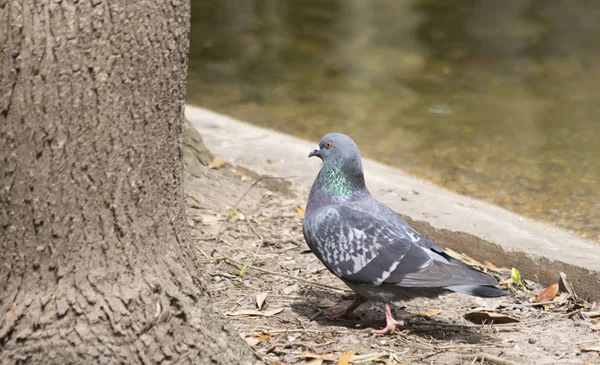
(187, 0, 600, 242)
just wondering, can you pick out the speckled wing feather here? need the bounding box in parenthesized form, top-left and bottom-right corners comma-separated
(303, 201, 434, 286)
(304, 199, 500, 289)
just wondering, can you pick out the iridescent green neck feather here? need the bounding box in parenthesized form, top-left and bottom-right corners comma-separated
(308, 162, 369, 207)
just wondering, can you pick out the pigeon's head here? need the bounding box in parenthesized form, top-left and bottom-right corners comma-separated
(307, 133, 368, 202)
(309, 133, 361, 165)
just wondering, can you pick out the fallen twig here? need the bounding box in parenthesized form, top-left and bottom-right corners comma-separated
(519, 300, 559, 307)
(246, 219, 264, 261)
(459, 353, 521, 365)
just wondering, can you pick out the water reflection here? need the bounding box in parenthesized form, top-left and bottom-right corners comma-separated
(188, 0, 600, 241)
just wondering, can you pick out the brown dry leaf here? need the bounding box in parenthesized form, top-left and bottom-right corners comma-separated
(536, 283, 559, 302)
(252, 334, 272, 340)
(305, 359, 324, 365)
(498, 279, 509, 288)
(296, 206, 305, 218)
(444, 248, 480, 267)
(580, 347, 600, 353)
(421, 309, 442, 317)
(337, 350, 355, 365)
(244, 333, 272, 347)
(482, 260, 498, 270)
(256, 292, 267, 309)
(464, 309, 520, 324)
(295, 353, 336, 362)
(208, 158, 227, 169)
(226, 308, 283, 317)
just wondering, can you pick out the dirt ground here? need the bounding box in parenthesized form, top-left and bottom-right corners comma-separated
(183, 141, 600, 365)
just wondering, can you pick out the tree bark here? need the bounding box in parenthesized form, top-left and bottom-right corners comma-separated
(0, 1, 258, 364)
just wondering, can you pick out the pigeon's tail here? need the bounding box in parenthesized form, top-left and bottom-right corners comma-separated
(445, 285, 508, 298)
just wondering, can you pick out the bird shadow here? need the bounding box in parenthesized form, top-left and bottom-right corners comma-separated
(290, 286, 495, 344)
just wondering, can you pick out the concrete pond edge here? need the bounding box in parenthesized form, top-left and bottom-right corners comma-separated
(185, 105, 600, 301)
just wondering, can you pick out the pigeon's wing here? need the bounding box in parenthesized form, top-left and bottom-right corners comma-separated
(368, 204, 500, 288)
(304, 201, 502, 290)
(378, 205, 449, 257)
(304, 203, 434, 285)
(391, 255, 501, 288)
(375, 207, 502, 288)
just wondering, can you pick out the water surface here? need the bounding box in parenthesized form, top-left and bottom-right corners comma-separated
(188, 0, 600, 241)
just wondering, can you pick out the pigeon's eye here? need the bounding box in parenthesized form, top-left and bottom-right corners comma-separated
(325, 141, 333, 149)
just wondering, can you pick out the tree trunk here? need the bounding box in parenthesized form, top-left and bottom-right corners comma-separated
(0, 1, 258, 364)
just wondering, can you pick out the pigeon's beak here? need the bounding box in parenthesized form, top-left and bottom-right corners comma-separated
(308, 148, 321, 158)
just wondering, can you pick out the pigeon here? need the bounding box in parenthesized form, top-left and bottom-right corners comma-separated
(302, 133, 507, 335)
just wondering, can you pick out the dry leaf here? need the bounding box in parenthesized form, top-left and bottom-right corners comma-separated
(498, 279, 511, 289)
(252, 334, 272, 340)
(536, 283, 559, 302)
(482, 260, 497, 270)
(337, 350, 355, 365)
(256, 292, 267, 310)
(582, 311, 600, 319)
(262, 308, 284, 317)
(580, 347, 600, 353)
(351, 352, 388, 363)
(296, 206, 305, 218)
(245, 337, 260, 346)
(305, 359, 324, 365)
(559, 272, 578, 299)
(295, 353, 336, 361)
(421, 309, 442, 317)
(226, 308, 283, 317)
(208, 158, 227, 169)
(464, 309, 520, 324)
(244, 333, 271, 346)
(200, 214, 221, 224)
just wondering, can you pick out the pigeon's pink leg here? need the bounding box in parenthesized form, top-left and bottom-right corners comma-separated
(371, 302, 405, 335)
(324, 295, 366, 318)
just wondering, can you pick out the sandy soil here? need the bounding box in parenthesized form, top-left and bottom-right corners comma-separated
(183, 145, 600, 365)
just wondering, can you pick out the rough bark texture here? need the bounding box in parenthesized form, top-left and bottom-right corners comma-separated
(0, 1, 259, 364)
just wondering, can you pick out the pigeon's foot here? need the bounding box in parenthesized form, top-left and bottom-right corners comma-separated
(370, 302, 404, 335)
(324, 294, 366, 319)
(370, 320, 404, 335)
